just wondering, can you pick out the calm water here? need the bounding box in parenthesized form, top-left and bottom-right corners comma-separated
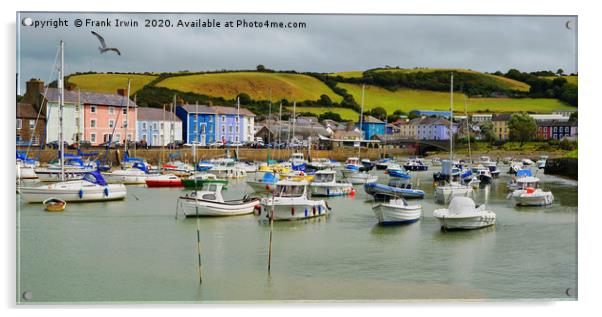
(16, 165, 578, 303)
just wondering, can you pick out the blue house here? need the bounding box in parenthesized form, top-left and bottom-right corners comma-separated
(175, 104, 216, 146)
(357, 115, 386, 140)
(137, 107, 182, 146)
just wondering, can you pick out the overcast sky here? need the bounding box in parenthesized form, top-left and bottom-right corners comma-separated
(17, 12, 577, 93)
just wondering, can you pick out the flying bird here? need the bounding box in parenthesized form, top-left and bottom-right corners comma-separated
(91, 31, 121, 55)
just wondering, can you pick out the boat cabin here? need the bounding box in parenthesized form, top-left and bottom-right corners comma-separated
(313, 170, 336, 183)
(345, 157, 360, 165)
(516, 176, 540, 189)
(275, 180, 308, 198)
(189, 183, 225, 202)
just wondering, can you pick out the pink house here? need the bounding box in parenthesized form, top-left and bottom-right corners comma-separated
(81, 89, 137, 145)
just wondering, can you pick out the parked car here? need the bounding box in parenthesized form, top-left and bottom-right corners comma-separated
(99, 141, 121, 148)
(46, 141, 70, 149)
(166, 140, 185, 149)
(68, 140, 92, 149)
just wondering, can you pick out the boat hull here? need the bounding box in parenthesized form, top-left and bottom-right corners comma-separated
(434, 213, 496, 230)
(261, 200, 329, 221)
(372, 204, 421, 224)
(403, 165, 428, 171)
(512, 192, 554, 206)
(19, 183, 127, 203)
(145, 180, 183, 187)
(17, 166, 37, 179)
(103, 173, 148, 185)
(246, 180, 277, 193)
(180, 197, 260, 217)
(310, 183, 354, 197)
(182, 179, 228, 188)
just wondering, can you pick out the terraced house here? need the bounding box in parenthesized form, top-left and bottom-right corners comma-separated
(16, 102, 45, 146)
(213, 106, 256, 144)
(414, 117, 456, 140)
(138, 107, 182, 146)
(175, 104, 215, 146)
(492, 114, 511, 141)
(537, 121, 578, 140)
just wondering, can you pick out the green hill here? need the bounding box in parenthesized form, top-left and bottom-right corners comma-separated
(68, 73, 157, 96)
(338, 83, 573, 113)
(156, 72, 343, 103)
(291, 106, 359, 121)
(371, 68, 531, 92)
(540, 75, 578, 85)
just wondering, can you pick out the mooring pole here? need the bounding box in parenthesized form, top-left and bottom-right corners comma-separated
(268, 184, 276, 274)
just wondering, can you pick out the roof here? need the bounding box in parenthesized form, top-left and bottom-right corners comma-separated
(360, 115, 385, 124)
(409, 110, 452, 118)
(17, 103, 45, 119)
(137, 107, 181, 122)
(537, 121, 577, 127)
(212, 106, 256, 117)
(43, 87, 138, 107)
(492, 114, 512, 121)
(177, 104, 216, 114)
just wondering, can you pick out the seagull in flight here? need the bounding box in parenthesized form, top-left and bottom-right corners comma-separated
(91, 31, 121, 55)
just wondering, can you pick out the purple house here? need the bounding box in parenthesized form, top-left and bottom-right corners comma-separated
(415, 117, 457, 140)
(213, 106, 255, 144)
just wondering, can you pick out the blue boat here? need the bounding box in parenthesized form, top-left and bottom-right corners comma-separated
(364, 179, 425, 199)
(388, 169, 412, 179)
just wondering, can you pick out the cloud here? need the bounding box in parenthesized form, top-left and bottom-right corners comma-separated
(17, 13, 577, 93)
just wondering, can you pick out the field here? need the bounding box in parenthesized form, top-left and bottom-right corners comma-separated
(338, 83, 574, 113)
(373, 68, 531, 92)
(329, 71, 364, 78)
(68, 73, 157, 95)
(540, 75, 578, 85)
(156, 72, 343, 102)
(290, 106, 359, 121)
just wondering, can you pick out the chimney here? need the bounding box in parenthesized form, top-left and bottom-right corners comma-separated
(22, 79, 45, 113)
(346, 121, 354, 131)
(117, 88, 127, 96)
(66, 83, 76, 91)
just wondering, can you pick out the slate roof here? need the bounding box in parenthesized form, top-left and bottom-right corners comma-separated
(43, 88, 138, 107)
(212, 106, 256, 117)
(137, 107, 181, 122)
(492, 114, 512, 121)
(177, 104, 216, 114)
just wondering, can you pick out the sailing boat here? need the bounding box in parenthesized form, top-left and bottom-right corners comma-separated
(346, 84, 377, 185)
(433, 73, 473, 204)
(146, 100, 184, 186)
(19, 41, 127, 203)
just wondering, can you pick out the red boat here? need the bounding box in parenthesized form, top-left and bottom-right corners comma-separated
(145, 174, 183, 187)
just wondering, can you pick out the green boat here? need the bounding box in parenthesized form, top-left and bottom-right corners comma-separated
(182, 173, 229, 189)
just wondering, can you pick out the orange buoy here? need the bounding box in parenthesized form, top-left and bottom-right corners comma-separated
(526, 187, 535, 194)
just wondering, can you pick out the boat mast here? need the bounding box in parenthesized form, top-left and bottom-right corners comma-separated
(268, 88, 272, 160)
(358, 84, 365, 159)
(464, 95, 472, 165)
(194, 101, 198, 164)
(236, 96, 240, 159)
(124, 79, 130, 156)
(160, 103, 165, 171)
(449, 73, 454, 162)
(133, 94, 137, 156)
(291, 100, 296, 151)
(171, 94, 176, 162)
(278, 101, 282, 146)
(59, 40, 65, 182)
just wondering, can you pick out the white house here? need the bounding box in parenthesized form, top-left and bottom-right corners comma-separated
(137, 107, 182, 146)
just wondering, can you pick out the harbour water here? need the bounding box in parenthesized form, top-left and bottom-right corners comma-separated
(16, 166, 577, 303)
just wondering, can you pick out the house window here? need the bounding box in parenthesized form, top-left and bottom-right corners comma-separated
(109, 120, 115, 128)
(209, 116, 213, 122)
(553, 127, 557, 132)
(90, 133, 96, 143)
(115, 134, 121, 142)
(229, 126, 233, 133)
(160, 122, 164, 129)
(109, 107, 115, 114)
(221, 115, 226, 122)
(28, 120, 35, 129)
(90, 106, 96, 113)
(31, 135, 38, 145)
(222, 125, 226, 133)
(236, 125, 239, 133)
(127, 134, 132, 141)
(142, 122, 147, 130)
(123, 108, 127, 115)
(235, 136, 239, 142)
(201, 125, 206, 133)
(236, 116, 239, 123)
(16, 119, 22, 129)
(153, 122, 158, 130)
(91, 119, 96, 128)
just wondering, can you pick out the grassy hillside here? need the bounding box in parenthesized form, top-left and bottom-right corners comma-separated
(372, 68, 531, 92)
(68, 73, 157, 96)
(291, 106, 359, 121)
(540, 75, 578, 85)
(338, 83, 573, 113)
(330, 71, 364, 78)
(156, 72, 343, 103)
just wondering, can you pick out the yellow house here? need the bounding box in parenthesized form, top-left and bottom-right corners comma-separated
(492, 114, 511, 141)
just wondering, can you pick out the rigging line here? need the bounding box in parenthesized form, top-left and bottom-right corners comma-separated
(25, 45, 61, 158)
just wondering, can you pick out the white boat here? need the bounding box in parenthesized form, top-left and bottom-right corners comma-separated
(478, 156, 496, 166)
(434, 181, 474, 204)
(433, 196, 496, 230)
(208, 159, 247, 179)
(19, 171, 126, 203)
(103, 162, 152, 185)
(431, 157, 442, 166)
(510, 176, 554, 206)
(162, 160, 194, 177)
(246, 172, 278, 193)
(307, 158, 331, 171)
(507, 169, 534, 191)
(372, 198, 422, 225)
(235, 161, 258, 173)
(342, 157, 362, 177)
(536, 155, 548, 169)
(16, 160, 38, 180)
(475, 167, 493, 184)
(310, 170, 354, 197)
(347, 171, 378, 185)
(260, 180, 330, 221)
(522, 158, 535, 166)
(179, 183, 260, 217)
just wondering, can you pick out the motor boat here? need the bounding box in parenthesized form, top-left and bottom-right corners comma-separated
(182, 172, 228, 189)
(343, 157, 362, 177)
(433, 160, 462, 183)
(364, 179, 425, 199)
(162, 161, 194, 177)
(375, 158, 394, 170)
(475, 167, 493, 184)
(196, 161, 214, 172)
(309, 170, 354, 197)
(103, 162, 151, 185)
(259, 180, 330, 221)
(246, 172, 278, 193)
(279, 170, 314, 182)
(208, 159, 247, 179)
(522, 158, 535, 166)
(347, 171, 378, 185)
(19, 171, 127, 203)
(434, 181, 474, 204)
(306, 158, 331, 171)
(536, 155, 548, 169)
(478, 156, 496, 166)
(235, 161, 258, 173)
(431, 157, 442, 166)
(507, 169, 533, 191)
(179, 183, 260, 217)
(433, 196, 496, 230)
(509, 176, 554, 206)
(145, 174, 183, 187)
(361, 159, 375, 171)
(403, 158, 428, 171)
(372, 197, 422, 225)
(387, 168, 412, 180)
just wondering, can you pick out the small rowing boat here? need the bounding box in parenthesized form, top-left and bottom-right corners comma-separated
(43, 197, 66, 212)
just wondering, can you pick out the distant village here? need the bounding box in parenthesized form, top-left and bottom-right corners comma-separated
(17, 78, 577, 150)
